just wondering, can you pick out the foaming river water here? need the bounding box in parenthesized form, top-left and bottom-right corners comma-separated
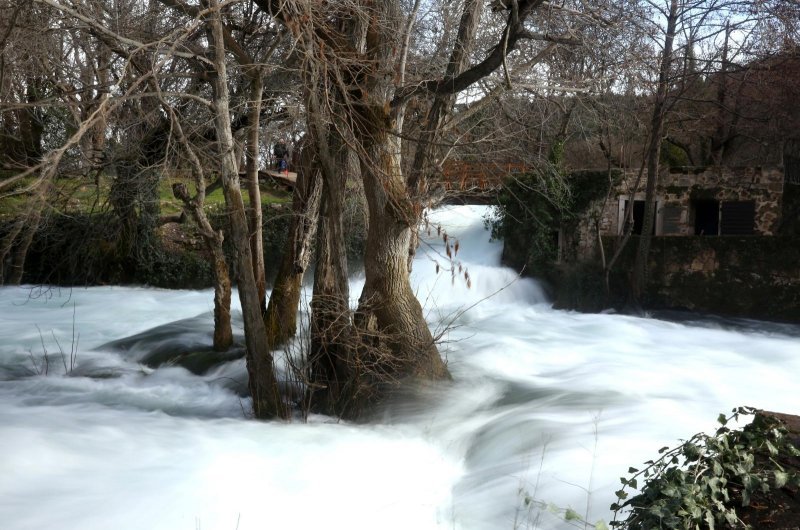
(1, 205, 798, 530)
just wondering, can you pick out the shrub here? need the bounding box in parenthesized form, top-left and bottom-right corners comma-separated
(611, 407, 800, 529)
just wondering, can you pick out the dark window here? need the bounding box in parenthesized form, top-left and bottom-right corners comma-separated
(693, 200, 719, 235)
(720, 201, 755, 235)
(624, 200, 656, 235)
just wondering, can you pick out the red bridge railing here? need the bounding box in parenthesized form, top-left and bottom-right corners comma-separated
(439, 161, 528, 191)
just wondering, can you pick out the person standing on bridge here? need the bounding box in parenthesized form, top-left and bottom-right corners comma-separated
(273, 138, 289, 173)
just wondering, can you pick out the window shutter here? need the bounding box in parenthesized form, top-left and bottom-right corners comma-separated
(720, 201, 755, 235)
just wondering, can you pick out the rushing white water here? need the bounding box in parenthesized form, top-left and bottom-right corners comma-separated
(1, 205, 798, 530)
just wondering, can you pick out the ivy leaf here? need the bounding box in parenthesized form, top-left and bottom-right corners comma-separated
(724, 508, 739, 526)
(705, 509, 716, 530)
(775, 470, 789, 489)
(717, 413, 728, 426)
(766, 440, 778, 456)
(565, 508, 581, 521)
(615, 489, 628, 500)
(742, 487, 751, 507)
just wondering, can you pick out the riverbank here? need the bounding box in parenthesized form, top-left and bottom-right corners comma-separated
(2, 200, 367, 289)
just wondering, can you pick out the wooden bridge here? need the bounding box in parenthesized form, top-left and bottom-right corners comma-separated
(165, 168, 297, 191)
(256, 169, 296, 190)
(259, 161, 526, 194)
(437, 161, 527, 200)
(168, 161, 525, 200)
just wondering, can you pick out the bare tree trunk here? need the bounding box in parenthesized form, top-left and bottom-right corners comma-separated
(19, 78, 44, 164)
(264, 145, 322, 348)
(408, 0, 482, 196)
(356, 125, 450, 382)
(245, 71, 266, 312)
(160, 98, 235, 351)
(209, 246, 233, 350)
(208, 0, 286, 419)
(405, 0, 482, 268)
(178, 197, 233, 351)
(710, 20, 731, 166)
(631, 0, 679, 305)
(294, 13, 363, 415)
(89, 44, 111, 169)
(1, 171, 51, 284)
(334, 2, 449, 413)
(172, 179, 233, 351)
(308, 142, 356, 415)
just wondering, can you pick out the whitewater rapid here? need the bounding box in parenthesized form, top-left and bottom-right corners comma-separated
(1, 205, 798, 530)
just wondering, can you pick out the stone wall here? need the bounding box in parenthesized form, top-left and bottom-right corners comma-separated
(639, 235, 800, 321)
(504, 234, 800, 322)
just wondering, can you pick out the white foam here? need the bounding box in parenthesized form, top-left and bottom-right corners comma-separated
(1, 205, 798, 529)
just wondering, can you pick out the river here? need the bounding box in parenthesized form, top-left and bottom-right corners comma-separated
(1, 205, 798, 530)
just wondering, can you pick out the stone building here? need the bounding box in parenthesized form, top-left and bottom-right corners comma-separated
(605, 166, 784, 237)
(569, 165, 789, 263)
(549, 164, 799, 321)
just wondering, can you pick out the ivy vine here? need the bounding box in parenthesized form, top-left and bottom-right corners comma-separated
(611, 407, 800, 529)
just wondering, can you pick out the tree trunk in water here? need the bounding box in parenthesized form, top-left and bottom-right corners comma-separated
(210, 247, 233, 351)
(208, 0, 286, 419)
(308, 144, 356, 416)
(264, 147, 322, 348)
(163, 96, 234, 352)
(298, 34, 360, 414)
(245, 72, 266, 312)
(357, 128, 450, 385)
(631, 0, 679, 305)
(349, 1, 449, 412)
(173, 182, 233, 351)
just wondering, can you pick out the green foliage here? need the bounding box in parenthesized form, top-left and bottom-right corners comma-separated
(10, 186, 360, 289)
(489, 165, 619, 275)
(135, 240, 213, 289)
(660, 140, 691, 168)
(568, 169, 622, 215)
(490, 162, 568, 273)
(549, 139, 566, 168)
(12, 212, 213, 287)
(611, 407, 800, 529)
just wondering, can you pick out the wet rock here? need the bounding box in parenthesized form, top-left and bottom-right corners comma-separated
(98, 313, 246, 374)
